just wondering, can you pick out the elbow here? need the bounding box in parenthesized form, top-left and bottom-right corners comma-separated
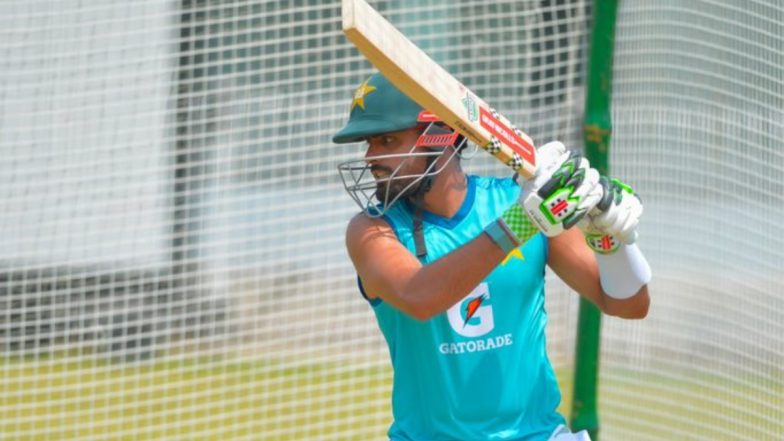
(409, 308, 436, 321)
(603, 286, 650, 319)
(397, 290, 439, 321)
(611, 301, 649, 319)
(635, 294, 650, 319)
(406, 299, 439, 321)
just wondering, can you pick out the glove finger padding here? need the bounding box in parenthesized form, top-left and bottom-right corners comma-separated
(598, 204, 626, 233)
(594, 176, 615, 212)
(535, 141, 568, 174)
(536, 152, 582, 200)
(576, 177, 607, 234)
(617, 195, 642, 244)
(586, 178, 643, 245)
(563, 166, 602, 229)
(522, 151, 603, 237)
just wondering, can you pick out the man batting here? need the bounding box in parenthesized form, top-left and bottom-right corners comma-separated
(334, 72, 651, 441)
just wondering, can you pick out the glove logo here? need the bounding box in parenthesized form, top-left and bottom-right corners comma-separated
(446, 283, 494, 337)
(549, 199, 569, 217)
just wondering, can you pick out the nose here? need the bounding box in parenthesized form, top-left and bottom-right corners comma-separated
(364, 141, 381, 162)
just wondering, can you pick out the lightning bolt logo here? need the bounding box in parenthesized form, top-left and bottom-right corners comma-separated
(463, 294, 487, 328)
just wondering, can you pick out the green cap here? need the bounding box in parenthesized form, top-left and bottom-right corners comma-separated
(332, 72, 424, 144)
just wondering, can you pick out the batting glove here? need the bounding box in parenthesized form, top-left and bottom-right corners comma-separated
(520, 141, 604, 237)
(486, 142, 604, 252)
(579, 177, 643, 253)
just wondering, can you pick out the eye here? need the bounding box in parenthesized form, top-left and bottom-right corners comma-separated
(382, 135, 395, 145)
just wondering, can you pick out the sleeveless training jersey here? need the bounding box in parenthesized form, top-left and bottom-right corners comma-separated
(359, 175, 565, 441)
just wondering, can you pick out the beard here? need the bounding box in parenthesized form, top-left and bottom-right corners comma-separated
(372, 165, 424, 207)
(374, 177, 420, 205)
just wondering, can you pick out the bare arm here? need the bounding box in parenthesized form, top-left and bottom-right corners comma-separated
(547, 228, 649, 319)
(345, 213, 508, 320)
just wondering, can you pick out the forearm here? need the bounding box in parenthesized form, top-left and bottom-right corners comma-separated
(397, 204, 549, 320)
(579, 176, 651, 318)
(600, 282, 650, 319)
(548, 229, 650, 319)
(393, 232, 508, 320)
(594, 243, 651, 319)
(353, 142, 601, 320)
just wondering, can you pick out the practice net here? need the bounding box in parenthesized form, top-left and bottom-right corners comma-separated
(603, 1, 783, 439)
(0, 1, 781, 440)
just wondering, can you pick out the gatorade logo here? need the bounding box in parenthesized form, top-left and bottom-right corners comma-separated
(446, 283, 494, 337)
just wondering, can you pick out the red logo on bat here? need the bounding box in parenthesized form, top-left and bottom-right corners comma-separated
(479, 107, 535, 166)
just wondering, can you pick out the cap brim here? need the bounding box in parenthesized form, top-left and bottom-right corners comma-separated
(332, 118, 414, 144)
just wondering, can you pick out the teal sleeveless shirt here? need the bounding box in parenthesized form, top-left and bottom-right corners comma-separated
(360, 175, 565, 441)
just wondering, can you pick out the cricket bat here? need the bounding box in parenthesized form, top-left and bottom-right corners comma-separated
(341, 0, 537, 180)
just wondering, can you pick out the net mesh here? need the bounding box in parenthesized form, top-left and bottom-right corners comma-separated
(603, 1, 784, 439)
(1, 0, 781, 440)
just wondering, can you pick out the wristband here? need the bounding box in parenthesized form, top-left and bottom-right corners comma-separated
(484, 220, 520, 255)
(595, 243, 652, 299)
(499, 204, 540, 244)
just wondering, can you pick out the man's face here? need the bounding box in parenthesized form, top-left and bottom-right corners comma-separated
(364, 126, 428, 203)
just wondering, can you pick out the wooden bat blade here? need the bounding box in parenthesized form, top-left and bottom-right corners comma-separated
(341, 0, 537, 179)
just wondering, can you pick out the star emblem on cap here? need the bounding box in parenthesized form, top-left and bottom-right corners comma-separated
(351, 79, 377, 111)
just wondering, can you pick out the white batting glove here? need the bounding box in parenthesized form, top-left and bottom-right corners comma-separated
(579, 177, 643, 253)
(488, 142, 605, 254)
(520, 141, 604, 237)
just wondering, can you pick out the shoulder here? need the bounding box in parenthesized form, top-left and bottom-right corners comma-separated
(345, 213, 396, 254)
(344, 212, 418, 302)
(346, 212, 392, 237)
